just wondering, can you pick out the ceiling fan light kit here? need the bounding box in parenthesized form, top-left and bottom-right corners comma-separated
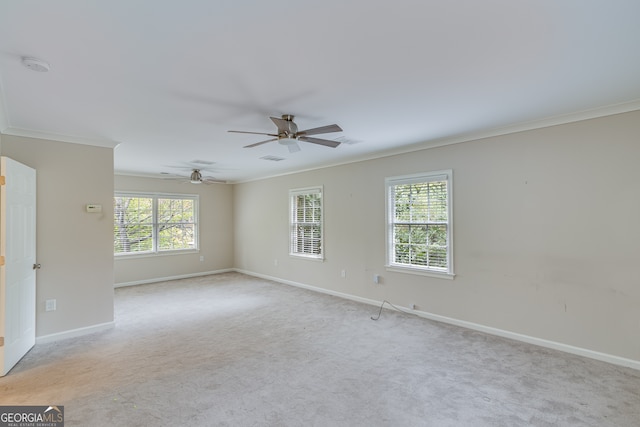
(279, 137, 301, 153)
(228, 114, 343, 152)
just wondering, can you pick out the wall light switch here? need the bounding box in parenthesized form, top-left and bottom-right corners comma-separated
(86, 204, 102, 213)
(45, 299, 56, 311)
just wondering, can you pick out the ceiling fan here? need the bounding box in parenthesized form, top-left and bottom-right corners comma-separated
(187, 169, 225, 184)
(161, 169, 225, 184)
(228, 114, 343, 153)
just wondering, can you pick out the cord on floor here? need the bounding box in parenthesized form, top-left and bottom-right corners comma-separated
(370, 300, 413, 321)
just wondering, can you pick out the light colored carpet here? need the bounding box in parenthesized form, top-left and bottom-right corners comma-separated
(1, 272, 639, 426)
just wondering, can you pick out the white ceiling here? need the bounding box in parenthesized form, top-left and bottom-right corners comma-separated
(1, 1, 639, 183)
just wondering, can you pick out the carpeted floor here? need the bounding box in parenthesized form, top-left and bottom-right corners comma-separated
(1, 272, 639, 426)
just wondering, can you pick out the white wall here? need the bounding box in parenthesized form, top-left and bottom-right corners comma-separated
(1, 135, 114, 337)
(113, 175, 234, 285)
(234, 110, 640, 362)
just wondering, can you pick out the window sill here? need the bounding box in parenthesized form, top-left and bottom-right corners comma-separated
(115, 249, 199, 260)
(385, 265, 455, 280)
(289, 253, 325, 262)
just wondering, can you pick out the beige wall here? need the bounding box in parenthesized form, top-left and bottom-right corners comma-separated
(234, 110, 640, 362)
(1, 109, 638, 363)
(113, 175, 234, 284)
(1, 135, 114, 337)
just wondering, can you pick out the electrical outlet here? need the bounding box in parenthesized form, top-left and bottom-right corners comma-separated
(341, 269, 346, 278)
(45, 299, 56, 311)
(274, 259, 278, 267)
(199, 256, 204, 262)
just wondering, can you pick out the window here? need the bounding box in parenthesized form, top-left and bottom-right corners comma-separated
(114, 193, 198, 256)
(386, 171, 453, 277)
(289, 186, 323, 259)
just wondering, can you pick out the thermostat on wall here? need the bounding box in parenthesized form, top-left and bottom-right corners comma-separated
(86, 204, 103, 213)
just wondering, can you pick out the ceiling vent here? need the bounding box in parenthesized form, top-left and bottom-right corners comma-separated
(190, 159, 215, 165)
(260, 155, 285, 162)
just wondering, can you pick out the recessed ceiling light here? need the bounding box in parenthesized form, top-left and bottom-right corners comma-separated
(22, 57, 50, 72)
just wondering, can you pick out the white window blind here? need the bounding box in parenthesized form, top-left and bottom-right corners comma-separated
(386, 171, 453, 276)
(289, 186, 323, 259)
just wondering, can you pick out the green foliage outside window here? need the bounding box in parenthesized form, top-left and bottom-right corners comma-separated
(157, 198, 195, 251)
(114, 195, 197, 255)
(392, 180, 448, 270)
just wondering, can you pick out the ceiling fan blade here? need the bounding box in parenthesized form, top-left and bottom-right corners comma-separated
(228, 130, 278, 137)
(202, 177, 227, 184)
(166, 166, 224, 174)
(160, 173, 184, 180)
(159, 173, 225, 184)
(298, 136, 341, 148)
(244, 138, 278, 148)
(288, 142, 301, 153)
(297, 124, 342, 136)
(270, 116, 296, 133)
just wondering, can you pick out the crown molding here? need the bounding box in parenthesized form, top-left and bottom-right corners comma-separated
(237, 98, 640, 184)
(425, 98, 640, 149)
(0, 127, 120, 149)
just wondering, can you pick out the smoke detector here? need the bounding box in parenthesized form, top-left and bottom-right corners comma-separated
(22, 57, 50, 72)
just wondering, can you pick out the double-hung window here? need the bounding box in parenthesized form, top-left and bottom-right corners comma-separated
(114, 192, 198, 256)
(289, 186, 323, 259)
(386, 171, 453, 278)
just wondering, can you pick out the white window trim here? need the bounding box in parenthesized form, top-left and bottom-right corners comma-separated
(114, 191, 199, 257)
(289, 186, 324, 261)
(385, 170, 455, 279)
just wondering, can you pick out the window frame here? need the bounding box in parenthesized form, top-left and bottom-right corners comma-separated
(114, 191, 199, 258)
(385, 170, 454, 279)
(289, 186, 324, 261)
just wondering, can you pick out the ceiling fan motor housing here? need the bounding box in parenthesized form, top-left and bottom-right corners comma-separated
(279, 115, 298, 137)
(190, 169, 203, 183)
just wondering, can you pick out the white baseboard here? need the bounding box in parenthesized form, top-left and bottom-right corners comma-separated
(235, 268, 640, 371)
(36, 270, 233, 344)
(114, 268, 234, 288)
(235, 269, 383, 307)
(406, 309, 640, 371)
(36, 321, 115, 345)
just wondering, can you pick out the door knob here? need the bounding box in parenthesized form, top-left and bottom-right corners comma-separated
(33, 263, 41, 270)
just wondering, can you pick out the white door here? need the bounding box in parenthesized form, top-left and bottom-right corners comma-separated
(0, 156, 37, 376)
